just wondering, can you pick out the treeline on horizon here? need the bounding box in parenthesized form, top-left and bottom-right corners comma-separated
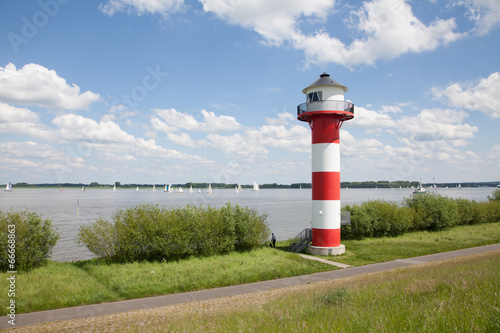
(7, 180, 500, 189)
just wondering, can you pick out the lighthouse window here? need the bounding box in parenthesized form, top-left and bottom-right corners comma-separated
(307, 91, 322, 102)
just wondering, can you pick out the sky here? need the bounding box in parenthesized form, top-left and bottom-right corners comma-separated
(0, 0, 499, 186)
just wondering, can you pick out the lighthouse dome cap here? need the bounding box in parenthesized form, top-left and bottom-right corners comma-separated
(302, 72, 348, 94)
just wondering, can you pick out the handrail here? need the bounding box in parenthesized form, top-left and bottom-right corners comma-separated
(289, 228, 312, 253)
(297, 100, 354, 117)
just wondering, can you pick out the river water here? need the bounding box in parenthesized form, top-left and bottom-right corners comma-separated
(0, 187, 495, 262)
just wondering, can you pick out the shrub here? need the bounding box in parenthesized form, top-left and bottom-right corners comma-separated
(76, 218, 117, 259)
(341, 204, 372, 240)
(455, 199, 485, 225)
(77, 203, 270, 263)
(0, 210, 60, 272)
(488, 189, 500, 202)
(404, 193, 459, 231)
(341, 201, 412, 240)
(477, 201, 500, 223)
(362, 200, 412, 237)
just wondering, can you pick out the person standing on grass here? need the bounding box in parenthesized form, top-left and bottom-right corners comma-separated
(271, 233, 276, 248)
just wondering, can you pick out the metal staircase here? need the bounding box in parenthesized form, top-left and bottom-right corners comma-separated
(289, 211, 351, 253)
(289, 228, 312, 253)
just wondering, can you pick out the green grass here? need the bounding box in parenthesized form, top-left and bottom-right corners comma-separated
(145, 250, 499, 332)
(0, 247, 331, 315)
(0, 222, 498, 316)
(329, 222, 500, 266)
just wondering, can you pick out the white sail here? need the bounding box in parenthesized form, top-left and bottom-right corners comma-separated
(113, 184, 116, 191)
(164, 184, 167, 192)
(153, 185, 156, 192)
(189, 186, 193, 193)
(82, 186, 85, 192)
(252, 181, 260, 192)
(198, 188, 201, 193)
(5, 182, 13, 192)
(237, 184, 242, 192)
(136, 186, 139, 191)
(235, 185, 239, 193)
(177, 186, 183, 193)
(207, 183, 213, 194)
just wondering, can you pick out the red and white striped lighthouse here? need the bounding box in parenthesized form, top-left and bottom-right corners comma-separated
(297, 73, 354, 256)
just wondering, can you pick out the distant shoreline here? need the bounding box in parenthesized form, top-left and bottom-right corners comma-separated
(3, 180, 499, 189)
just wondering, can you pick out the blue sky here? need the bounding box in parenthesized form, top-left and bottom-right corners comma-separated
(0, 0, 499, 185)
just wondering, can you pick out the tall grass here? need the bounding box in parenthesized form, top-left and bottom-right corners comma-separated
(40, 250, 500, 332)
(0, 247, 331, 315)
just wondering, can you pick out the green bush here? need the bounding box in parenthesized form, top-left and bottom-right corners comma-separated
(488, 189, 500, 202)
(404, 193, 459, 230)
(455, 199, 485, 225)
(0, 210, 60, 272)
(341, 192, 500, 240)
(341, 201, 412, 240)
(77, 203, 270, 263)
(76, 217, 117, 259)
(341, 204, 372, 240)
(477, 201, 500, 223)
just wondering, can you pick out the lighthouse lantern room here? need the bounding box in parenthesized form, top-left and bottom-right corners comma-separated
(297, 73, 354, 256)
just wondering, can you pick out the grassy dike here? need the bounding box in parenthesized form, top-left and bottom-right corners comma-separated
(1, 222, 499, 316)
(130, 250, 500, 332)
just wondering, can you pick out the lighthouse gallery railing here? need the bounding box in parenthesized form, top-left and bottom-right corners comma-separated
(297, 100, 354, 116)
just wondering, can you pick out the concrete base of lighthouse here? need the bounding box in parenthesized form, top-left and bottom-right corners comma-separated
(308, 244, 345, 256)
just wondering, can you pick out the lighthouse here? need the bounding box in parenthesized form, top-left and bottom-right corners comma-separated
(297, 73, 354, 255)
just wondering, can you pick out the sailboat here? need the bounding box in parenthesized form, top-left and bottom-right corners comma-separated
(189, 186, 193, 194)
(4, 182, 13, 192)
(153, 185, 156, 192)
(164, 184, 167, 192)
(198, 188, 201, 193)
(136, 186, 139, 191)
(235, 185, 239, 194)
(81, 186, 85, 192)
(113, 184, 116, 191)
(176, 186, 183, 193)
(252, 181, 260, 192)
(237, 184, 242, 192)
(207, 183, 213, 194)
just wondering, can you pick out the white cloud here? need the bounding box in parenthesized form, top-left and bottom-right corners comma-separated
(0, 63, 101, 110)
(456, 0, 500, 35)
(488, 144, 500, 166)
(201, 133, 269, 162)
(265, 112, 295, 125)
(99, 0, 184, 16)
(52, 114, 136, 144)
(396, 108, 478, 142)
(0, 141, 60, 160)
(153, 108, 241, 132)
(350, 106, 397, 127)
(432, 72, 500, 118)
(246, 124, 310, 152)
(0, 102, 55, 141)
(200, 0, 333, 45)
(200, 109, 242, 132)
(200, 0, 463, 67)
(167, 132, 197, 147)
